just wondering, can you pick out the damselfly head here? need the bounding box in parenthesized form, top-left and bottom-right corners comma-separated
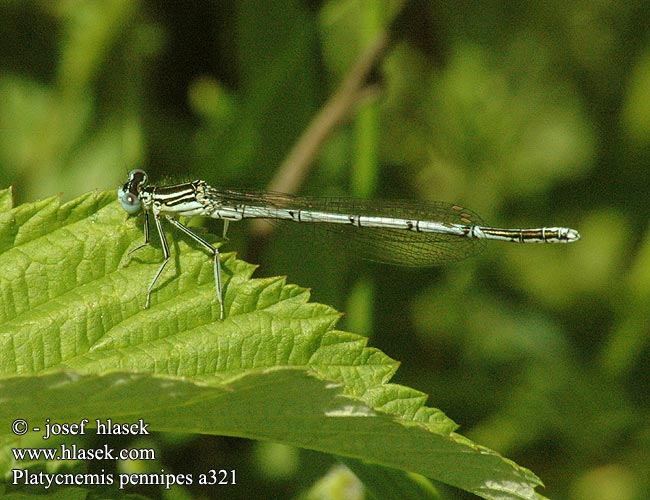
(118, 169, 148, 215)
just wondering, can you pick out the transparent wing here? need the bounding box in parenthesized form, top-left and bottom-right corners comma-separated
(205, 187, 486, 267)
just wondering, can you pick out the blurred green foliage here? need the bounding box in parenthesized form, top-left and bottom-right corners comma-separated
(1, 0, 649, 499)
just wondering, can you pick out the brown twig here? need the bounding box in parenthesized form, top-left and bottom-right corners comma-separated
(249, 31, 391, 240)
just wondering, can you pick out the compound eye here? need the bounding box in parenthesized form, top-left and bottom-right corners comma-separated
(118, 188, 142, 214)
(118, 169, 149, 215)
(128, 169, 148, 185)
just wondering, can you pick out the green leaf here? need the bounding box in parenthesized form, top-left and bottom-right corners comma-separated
(340, 457, 442, 500)
(0, 190, 545, 500)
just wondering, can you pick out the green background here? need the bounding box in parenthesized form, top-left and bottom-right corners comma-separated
(1, 0, 648, 499)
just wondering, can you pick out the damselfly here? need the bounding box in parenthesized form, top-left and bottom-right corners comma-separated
(118, 169, 580, 319)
